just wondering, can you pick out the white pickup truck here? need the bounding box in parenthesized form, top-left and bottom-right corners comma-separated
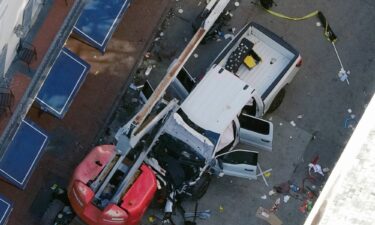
(145, 22, 302, 190)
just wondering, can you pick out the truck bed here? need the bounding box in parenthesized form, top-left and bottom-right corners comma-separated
(213, 23, 299, 99)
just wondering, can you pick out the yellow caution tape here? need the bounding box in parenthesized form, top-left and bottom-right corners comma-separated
(261, 6, 337, 43)
(264, 8, 319, 21)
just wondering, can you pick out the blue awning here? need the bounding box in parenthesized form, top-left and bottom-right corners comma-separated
(36, 48, 90, 119)
(0, 194, 12, 225)
(0, 120, 48, 189)
(73, 0, 132, 52)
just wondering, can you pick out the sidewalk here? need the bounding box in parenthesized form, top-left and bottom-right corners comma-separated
(0, 0, 171, 224)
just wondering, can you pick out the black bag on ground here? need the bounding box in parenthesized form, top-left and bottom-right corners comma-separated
(260, 0, 274, 9)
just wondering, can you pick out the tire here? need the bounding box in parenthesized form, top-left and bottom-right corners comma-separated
(189, 173, 211, 200)
(40, 199, 65, 225)
(267, 88, 286, 113)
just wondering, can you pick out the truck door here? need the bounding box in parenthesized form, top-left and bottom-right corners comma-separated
(217, 150, 258, 179)
(238, 113, 273, 151)
(169, 66, 196, 101)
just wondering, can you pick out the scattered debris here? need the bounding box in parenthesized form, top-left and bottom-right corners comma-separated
(193, 53, 199, 58)
(261, 195, 267, 200)
(322, 167, 330, 173)
(145, 65, 153, 76)
(264, 171, 272, 178)
(178, 8, 184, 14)
(290, 184, 300, 192)
(316, 21, 321, 27)
(268, 116, 273, 121)
(297, 114, 303, 119)
(274, 182, 290, 194)
(257, 163, 270, 187)
(129, 83, 137, 91)
(299, 200, 313, 213)
(148, 215, 156, 223)
(270, 198, 281, 212)
(224, 33, 235, 40)
(347, 108, 352, 113)
(289, 136, 293, 139)
(290, 120, 296, 127)
(344, 115, 356, 129)
(283, 195, 290, 203)
(256, 207, 283, 225)
(185, 210, 211, 220)
(308, 163, 324, 176)
(269, 189, 276, 196)
(131, 98, 138, 103)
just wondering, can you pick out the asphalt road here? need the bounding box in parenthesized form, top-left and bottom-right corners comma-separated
(116, 0, 374, 225)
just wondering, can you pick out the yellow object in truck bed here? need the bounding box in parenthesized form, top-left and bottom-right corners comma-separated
(244, 55, 257, 68)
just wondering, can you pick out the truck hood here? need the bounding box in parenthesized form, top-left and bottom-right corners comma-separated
(180, 65, 253, 134)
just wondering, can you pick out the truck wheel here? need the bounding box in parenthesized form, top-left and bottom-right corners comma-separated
(268, 88, 286, 113)
(40, 199, 65, 225)
(190, 173, 211, 200)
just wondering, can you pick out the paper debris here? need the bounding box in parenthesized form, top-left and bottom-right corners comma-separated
(193, 53, 199, 58)
(145, 65, 153, 76)
(279, 122, 283, 126)
(289, 136, 293, 139)
(297, 114, 303, 119)
(309, 163, 324, 176)
(148, 216, 156, 223)
(347, 108, 352, 113)
(129, 83, 137, 91)
(290, 121, 296, 127)
(268, 116, 273, 121)
(224, 33, 235, 40)
(261, 195, 267, 200)
(283, 195, 290, 203)
(316, 22, 321, 27)
(234, 1, 240, 6)
(178, 8, 184, 14)
(269, 189, 276, 196)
